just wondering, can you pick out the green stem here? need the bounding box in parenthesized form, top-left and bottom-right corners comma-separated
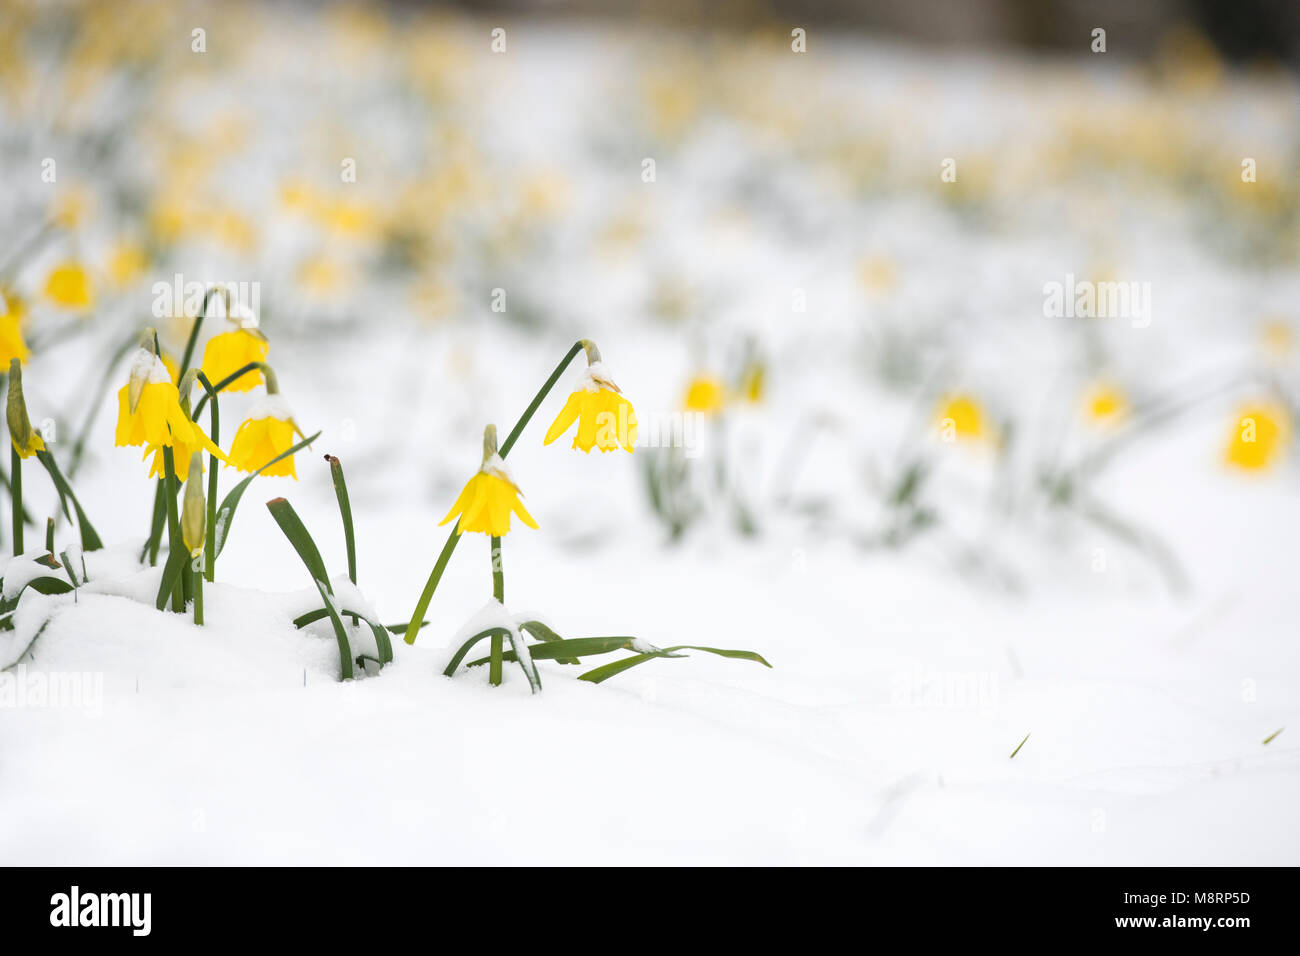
(178, 287, 225, 376)
(192, 562, 204, 625)
(162, 447, 184, 612)
(144, 478, 165, 565)
(197, 373, 220, 583)
(10, 446, 21, 556)
(403, 341, 584, 645)
(489, 535, 504, 686)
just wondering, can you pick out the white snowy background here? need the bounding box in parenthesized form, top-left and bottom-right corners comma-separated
(1, 2, 1298, 864)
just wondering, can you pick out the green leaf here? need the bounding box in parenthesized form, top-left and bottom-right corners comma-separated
(468, 635, 661, 669)
(154, 546, 187, 611)
(213, 431, 321, 557)
(326, 455, 357, 587)
(505, 627, 541, 692)
(19, 574, 74, 597)
(519, 619, 580, 664)
(443, 626, 512, 677)
(577, 644, 772, 684)
(1009, 733, 1031, 759)
(34, 450, 103, 551)
(292, 605, 392, 665)
(266, 497, 331, 592)
(266, 497, 352, 680)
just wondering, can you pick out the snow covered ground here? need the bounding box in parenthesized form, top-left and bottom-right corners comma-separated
(1, 4, 1298, 864)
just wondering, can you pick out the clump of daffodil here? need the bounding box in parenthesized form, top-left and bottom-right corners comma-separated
(226, 368, 303, 478)
(7, 358, 43, 459)
(44, 261, 94, 311)
(1224, 401, 1290, 471)
(936, 393, 987, 441)
(683, 374, 726, 415)
(543, 340, 637, 453)
(200, 310, 269, 392)
(1084, 382, 1128, 425)
(115, 332, 222, 457)
(442, 425, 539, 536)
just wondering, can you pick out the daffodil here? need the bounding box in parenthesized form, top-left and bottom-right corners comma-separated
(44, 261, 94, 310)
(227, 394, 300, 478)
(1084, 383, 1128, 424)
(114, 347, 221, 458)
(7, 359, 44, 458)
(937, 394, 986, 441)
(1225, 402, 1289, 471)
(441, 427, 538, 536)
(683, 375, 726, 415)
(0, 311, 30, 366)
(544, 345, 636, 453)
(142, 418, 227, 479)
(200, 326, 268, 391)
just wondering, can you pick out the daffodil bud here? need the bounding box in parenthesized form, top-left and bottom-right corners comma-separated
(181, 452, 206, 557)
(176, 368, 199, 415)
(7, 357, 35, 451)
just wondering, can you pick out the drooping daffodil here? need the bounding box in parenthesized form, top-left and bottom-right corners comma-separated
(544, 340, 637, 453)
(442, 425, 539, 536)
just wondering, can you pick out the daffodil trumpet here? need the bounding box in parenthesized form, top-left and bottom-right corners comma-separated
(405, 339, 589, 646)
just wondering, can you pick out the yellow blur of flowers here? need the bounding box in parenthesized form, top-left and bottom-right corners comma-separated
(683, 375, 726, 415)
(544, 364, 637, 453)
(440, 461, 539, 537)
(201, 328, 268, 391)
(1224, 402, 1290, 471)
(44, 262, 94, 310)
(937, 394, 986, 441)
(1084, 383, 1128, 424)
(227, 403, 299, 478)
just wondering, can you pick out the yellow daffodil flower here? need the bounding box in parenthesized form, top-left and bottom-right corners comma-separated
(683, 375, 726, 415)
(937, 394, 986, 441)
(227, 395, 299, 478)
(1225, 402, 1289, 471)
(1084, 383, 1128, 424)
(114, 349, 221, 459)
(44, 262, 94, 310)
(201, 327, 268, 391)
(0, 313, 30, 366)
(544, 360, 637, 453)
(440, 454, 538, 537)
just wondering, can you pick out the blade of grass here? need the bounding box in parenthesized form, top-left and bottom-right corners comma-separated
(1010, 733, 1031, 759)
(35, 449, 103, 551)
(577, 644, 771, 684)
(325, 454, 357, 624)
(266, 497, 352, 680)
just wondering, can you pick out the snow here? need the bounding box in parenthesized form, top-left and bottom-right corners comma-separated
(1, 9, 1298, 864)
(244, 394, 295, 423)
